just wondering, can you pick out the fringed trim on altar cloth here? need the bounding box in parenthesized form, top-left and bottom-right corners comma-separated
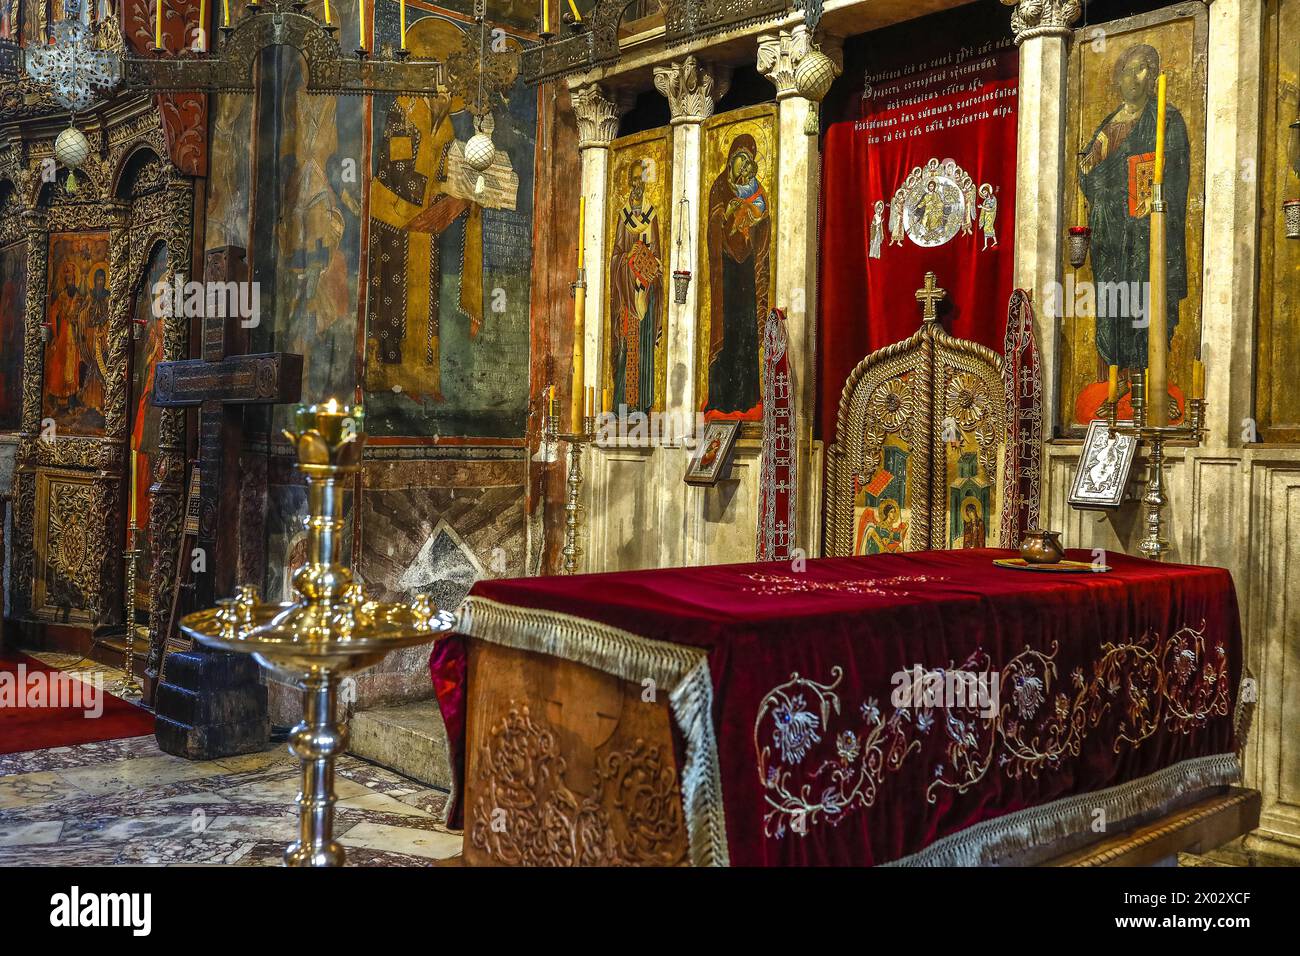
(999, 289, 1043, 548)
(457, 596, 731, 867)
(756, 308, 797, 561)
(886, 752, 1241, 867)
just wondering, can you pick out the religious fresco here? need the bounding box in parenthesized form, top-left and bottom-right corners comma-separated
(0, 0, 19, 39)
(603, 128, 670, 414)
(697, 104, 776, 425)
(128, 241, 168, 607)
(42, 231, 111, 437)
(203, 93, 255, 251)
(1060, 4, 1207, 435)
(249, 13, 363, 436)
(0, 240, 26, 432)
(363, 11, 535, 439)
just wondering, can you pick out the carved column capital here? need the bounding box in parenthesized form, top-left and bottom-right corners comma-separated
(652, 55, 731, 125)
(572, 84, 631, 150)
(1000, 0, 1083, 44)
(757, 26, 843, 100)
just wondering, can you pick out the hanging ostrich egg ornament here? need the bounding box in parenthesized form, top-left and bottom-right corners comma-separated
(54, 125, 91, 192)
(464, 130, 496, 195)
(794, 47, 837, 135)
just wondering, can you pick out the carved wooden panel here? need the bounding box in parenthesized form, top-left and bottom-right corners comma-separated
(463, 641, 688, 867)
(32, 468, 119, 625)
(824, 289, 1006, 556)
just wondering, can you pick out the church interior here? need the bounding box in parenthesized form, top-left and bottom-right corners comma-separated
(0, 0, 1297, 883)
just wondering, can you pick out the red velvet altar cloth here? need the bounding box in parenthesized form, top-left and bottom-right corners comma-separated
(431, 549, 1241, 866)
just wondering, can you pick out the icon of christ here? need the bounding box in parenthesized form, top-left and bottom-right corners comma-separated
(608, 161, 663, 412)
(1078, 42, 1189, 373)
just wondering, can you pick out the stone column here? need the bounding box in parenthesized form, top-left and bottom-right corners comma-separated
(1003, 0, 1080, 436)
(758, 26, 842, 556)
(571, 83, 630, 403)
(652, 56, 730, 423)
(1200, 0, 1263, 445)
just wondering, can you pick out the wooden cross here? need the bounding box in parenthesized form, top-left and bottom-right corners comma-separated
(152, 246, 303, 610)
(915, 271, 947, 322)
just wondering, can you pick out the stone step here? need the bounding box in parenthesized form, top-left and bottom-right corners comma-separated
(347, 699, 452, 791)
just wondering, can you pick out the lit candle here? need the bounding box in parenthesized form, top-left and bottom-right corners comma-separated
(358, 0, 366, 48)
(1146, 72, 1170, 426)
(129, 450, 138, 528)
(1107, 365, 1118, 407)
(399, 0, 406, 49)
(1153, 74, 1167, 187)
(323, 0, 331, 25)
(156, 0, 163, 49)
(576, 195, 585, 269)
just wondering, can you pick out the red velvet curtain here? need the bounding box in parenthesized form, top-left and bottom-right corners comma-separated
(818, 49, 1020, 442)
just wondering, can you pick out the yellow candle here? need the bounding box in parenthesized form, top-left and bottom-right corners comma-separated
(323, 0, 331, 24)
(358, 0, 365, 48)
(566, 0, 581, 22)
(156, 0, 163, 49)
(1192, 359, 1204, 400)
(1153, 73, 1167, 186)
(198, 0, 206, 48)
(222, 0, 229, 27)
(602, 387, 612, 414)
(1107, 365, 1118, 406)
(542, 0, 550, 33)
(129, 450, 138, 527)
(399, 0, 406, 49)
(576, 195, 585, 269)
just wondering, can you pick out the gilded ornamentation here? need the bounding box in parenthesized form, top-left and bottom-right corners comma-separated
(3, 99, 193, 628)
(756, 621, 1233, 837)
(470, 702, 687, 866)
(826, 275, 1007, 555)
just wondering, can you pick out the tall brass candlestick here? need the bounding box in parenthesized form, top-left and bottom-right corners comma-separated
(179, 401, 453, 866)
(1147, 73, 1169, 427)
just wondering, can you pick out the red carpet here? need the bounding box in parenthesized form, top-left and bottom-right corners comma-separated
(0, 652, 155, 755)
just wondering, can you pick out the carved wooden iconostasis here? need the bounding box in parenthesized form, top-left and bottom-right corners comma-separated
(0, 100, 195, 634)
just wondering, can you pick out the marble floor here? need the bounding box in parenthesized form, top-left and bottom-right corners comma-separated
(0, 652, 464, 866)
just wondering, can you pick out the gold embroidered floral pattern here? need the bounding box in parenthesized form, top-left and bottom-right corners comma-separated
(741, 572, 945, 598)
(754, 621, 1231, 837)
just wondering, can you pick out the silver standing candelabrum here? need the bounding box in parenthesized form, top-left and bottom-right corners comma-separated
(1107, 369, 1207, 560)
(178, 401, 455, 866)
(545, 410, 595, 575)
(112, 523, 145, 700)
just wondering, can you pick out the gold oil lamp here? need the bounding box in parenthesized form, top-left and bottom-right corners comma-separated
(178, 400, 454, 867)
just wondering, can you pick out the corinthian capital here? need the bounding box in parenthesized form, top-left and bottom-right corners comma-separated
(653, 56, 731, 125)
(572, 84, 630, 149)
(757, 26, 843, 100)
(1000, 0, 1082, 44)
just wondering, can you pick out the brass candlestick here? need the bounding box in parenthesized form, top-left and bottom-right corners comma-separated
(545, 410, 595, 575)
(1107, 369, 1207, 560)
(178, 401, 454, 867)
(112, 523, 145, 700)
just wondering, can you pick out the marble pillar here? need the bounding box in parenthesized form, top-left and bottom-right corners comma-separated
(571, 84, 631, 405)
(1005, 1, 1079, 442)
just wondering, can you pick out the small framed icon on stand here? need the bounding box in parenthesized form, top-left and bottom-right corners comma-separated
(684, 420, 741, 486)
(1069, 419, 1139, 511)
